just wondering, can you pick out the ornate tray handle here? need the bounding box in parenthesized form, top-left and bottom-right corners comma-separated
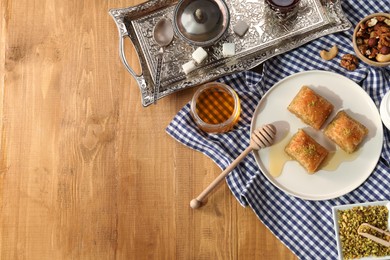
(110, 6, 153, 106)
(119, 34, 141, 79)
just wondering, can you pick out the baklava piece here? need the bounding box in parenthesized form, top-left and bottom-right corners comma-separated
(285, 129, 329, 173)
(324, 110, 368, 153)
(288, 86, 334, 129)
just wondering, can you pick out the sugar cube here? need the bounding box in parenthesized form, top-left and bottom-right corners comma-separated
(192, 47, 208, 64)
(222, 43, 235, 57)
(233, 20, 249, 37)
(182, 60, 197, 75)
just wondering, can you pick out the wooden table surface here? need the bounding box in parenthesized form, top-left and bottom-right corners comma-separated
(0, 0, 298, 259)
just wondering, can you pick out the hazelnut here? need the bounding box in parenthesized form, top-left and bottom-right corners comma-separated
(368, 38, 378, 47)
(380, 46, 390, 55)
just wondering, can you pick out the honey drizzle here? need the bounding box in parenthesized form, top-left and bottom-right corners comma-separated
(269, 132, 361, 177)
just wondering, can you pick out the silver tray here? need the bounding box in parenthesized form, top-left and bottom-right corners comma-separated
(109, 0, 351, 107)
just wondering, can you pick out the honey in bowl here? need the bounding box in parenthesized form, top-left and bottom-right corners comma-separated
(190, 82, 241, 133)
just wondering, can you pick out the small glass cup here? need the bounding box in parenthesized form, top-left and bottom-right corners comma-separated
(190, 82, 241, 133)
(265, 0, 301, 20)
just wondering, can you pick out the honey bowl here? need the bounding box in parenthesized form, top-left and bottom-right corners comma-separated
(190, 82, 241, 133)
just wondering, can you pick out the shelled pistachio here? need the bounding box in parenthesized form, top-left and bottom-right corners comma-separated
(338, 205, 390, 260)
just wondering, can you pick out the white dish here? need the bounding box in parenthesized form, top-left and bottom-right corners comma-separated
(332, 201, 390, 260)
(380, 90, 390, 130)
(251, 70, 383, 200)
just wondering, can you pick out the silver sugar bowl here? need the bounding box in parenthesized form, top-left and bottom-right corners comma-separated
(173, 0, 230, 47)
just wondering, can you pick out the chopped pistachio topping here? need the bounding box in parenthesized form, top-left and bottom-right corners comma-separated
(338, 205, 390, 259)
(343, 128, 352, 136)
(303, 144, 316, 156)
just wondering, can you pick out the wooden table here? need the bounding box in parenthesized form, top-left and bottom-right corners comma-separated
(0, 0, 298, 259)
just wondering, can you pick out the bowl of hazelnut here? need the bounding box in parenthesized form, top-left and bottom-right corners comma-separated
(353, 13, 390, 67)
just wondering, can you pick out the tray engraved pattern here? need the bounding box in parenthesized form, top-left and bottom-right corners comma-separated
(109, 0, 351, 106)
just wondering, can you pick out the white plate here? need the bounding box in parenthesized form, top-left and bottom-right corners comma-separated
(251, 70, 383, 200)
(380, 90, 390, 131)
(332, 201, 390, 260)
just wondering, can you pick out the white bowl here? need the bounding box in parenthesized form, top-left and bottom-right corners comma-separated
(332, 201, 390, 260)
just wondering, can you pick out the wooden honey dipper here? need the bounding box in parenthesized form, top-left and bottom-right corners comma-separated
(190, 124, 277, 209)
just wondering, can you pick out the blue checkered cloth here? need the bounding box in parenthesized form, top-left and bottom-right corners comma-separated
(166, 1, 390, 259)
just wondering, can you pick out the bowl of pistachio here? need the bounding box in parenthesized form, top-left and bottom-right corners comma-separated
(332, 201, 390, 260)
